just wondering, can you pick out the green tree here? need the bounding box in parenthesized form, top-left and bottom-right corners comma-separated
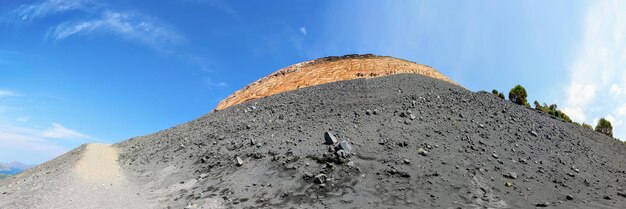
(594, 118, 613, 137)
(582, 123, 593, 130)
(492, 89, 505, 99)
(509, 85, 529, 107)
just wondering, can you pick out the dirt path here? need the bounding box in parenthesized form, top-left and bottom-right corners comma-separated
(41, 144, 153, 209)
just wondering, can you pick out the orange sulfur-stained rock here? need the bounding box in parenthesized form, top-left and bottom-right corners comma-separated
(215, 54, 457, 110)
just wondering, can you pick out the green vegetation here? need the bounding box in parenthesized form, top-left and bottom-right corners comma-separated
(492, 89, 505, 99)
(508, 85, 530, 107)
(595, 118, 613, 137)
(533, 101, 572, 123)
(494, 84, 619, 139)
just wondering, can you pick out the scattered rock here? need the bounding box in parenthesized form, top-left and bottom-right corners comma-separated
(249, 139, 256, 146)
(235, 157, 244, 166)
(529, 130, 538, 137)
(403, 159, 410, 164)
(566, 194, 574, 201)
(314, 174, 327, 184)
(505, 182, 513, 187)
(324, 132, 338, 145)
(303, 172, 314, 180)
(492, 154, 499, 159)
(535, 202, 550, 207)
(417, 148, 429, 156)
(335, 141, 352, 155)
(503, 172, 518, 179)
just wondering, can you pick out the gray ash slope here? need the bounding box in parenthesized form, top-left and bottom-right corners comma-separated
(115, 74, 626, 209)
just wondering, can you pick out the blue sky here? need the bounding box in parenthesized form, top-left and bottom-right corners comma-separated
(1, 0, 625, 164)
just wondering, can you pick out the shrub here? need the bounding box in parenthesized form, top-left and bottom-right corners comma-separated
(594, 118, 613, 137)
(533, 101, 572, 123)
(509, 85, 529, 107)
(492, 89, 505, 99)
(581, 123, 593, 130)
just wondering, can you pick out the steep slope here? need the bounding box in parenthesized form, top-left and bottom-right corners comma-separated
(215, 54, 457, 110)
(113, 74, 626, 209)
(2, 60, 626, 209)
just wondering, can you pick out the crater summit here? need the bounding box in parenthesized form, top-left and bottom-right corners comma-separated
(216, 54, 457, 110)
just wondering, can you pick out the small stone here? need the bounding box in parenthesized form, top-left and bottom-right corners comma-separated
(604, 195, 612, 200)
(403, 159, 410, 164)
(505, 182, 513, 187)
(249, 139, 256, 146)
(503, 172, 518, 179)
(365, 110, 372, 115)
(535, 202, 550, 207)
(335, 141, 352, 155)
(373, 109, 379, 115)
(336, 150, 347, 159)
(303, 172, 314, 180)
(235, 157, 244, 166)
(346, 161, 355, 168)
(314, 174, 327, 184)
(324, 132, 338, 145)
(492, 154, 499, 159)
(529, 130, 538, 137)
(417, 148, 429, 156)
(566, 194, 574, 200)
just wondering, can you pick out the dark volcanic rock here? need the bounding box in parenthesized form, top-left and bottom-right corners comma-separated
(324, 131, 338, 145)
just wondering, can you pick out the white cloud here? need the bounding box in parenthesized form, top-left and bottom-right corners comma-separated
(616, 103, 626, 116)
(13, 0, 93, 21)
(610, 84, 622, 96)
(0, 124, 88, 164)
(16, 116, 31, 122)
(50, 11, 183, 48)
(563, 0, 626, 141)
(562, 107, 586, 123)
(9, 0, 183, 50)
(0, 89, 16, 97)
(299, 27, 307, 36)
(565, 84, 597, 108)
(606, 115, 623, 126)
(41, 123, 90, 140)
(204, 77, 228, 89)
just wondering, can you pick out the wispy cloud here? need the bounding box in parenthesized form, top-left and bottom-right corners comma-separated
(0, 89, 17, 97)
(8, 0, 183, 50)
(12, 0, 93, 21)
(49, 11, 184, 48)
(41, 123, 90, 140)
(0, 123, 91, 164)
(299, 27, 307, 36)
(562, 0, 626, 140)
(204, 77, 227, 89)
